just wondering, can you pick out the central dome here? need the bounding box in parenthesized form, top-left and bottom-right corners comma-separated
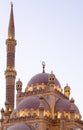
(28, 73, 61, 86)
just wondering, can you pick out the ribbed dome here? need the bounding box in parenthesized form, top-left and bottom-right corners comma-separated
(7, 123, 35, 130)
(55, 99, 80, 114)
(11, 96, 50, 117)
(28, 73, 61, 86)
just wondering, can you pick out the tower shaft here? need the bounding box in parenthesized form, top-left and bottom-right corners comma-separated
(5, 3, 17, 110)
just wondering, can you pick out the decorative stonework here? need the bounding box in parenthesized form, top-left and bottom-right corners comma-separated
(11, 109, 51, 119)
(55, 112, 81, 120)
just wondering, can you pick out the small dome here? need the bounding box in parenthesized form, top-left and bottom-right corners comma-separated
(11, 96, 50, 117)
(16, 79, 22, 91)
(28, 73, 61, 86)
(16, 79, 22, 87)
(7, 123, 35, 130)
(64, 84, 70, 90)
(55, 98, 80, 114)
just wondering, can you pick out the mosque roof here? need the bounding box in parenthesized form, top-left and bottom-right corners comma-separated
(28, 72, 61, 86)
(55, 98, 80, 114)
(11, 96, 50, 118)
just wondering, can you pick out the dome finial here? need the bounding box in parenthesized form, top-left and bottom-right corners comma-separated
(42, 61, 45, 73)
(51, 70, 53, 74)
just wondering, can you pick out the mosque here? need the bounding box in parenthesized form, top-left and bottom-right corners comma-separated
(0, 3, 83, 130)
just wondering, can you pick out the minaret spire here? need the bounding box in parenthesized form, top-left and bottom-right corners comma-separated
(5, 3, 17, 111)
(8, 2, 15, 40)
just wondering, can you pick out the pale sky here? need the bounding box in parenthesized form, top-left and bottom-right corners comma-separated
(0, 0, 83, 118)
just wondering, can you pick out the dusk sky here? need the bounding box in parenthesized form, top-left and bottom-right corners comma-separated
(0, 1, 83, 118)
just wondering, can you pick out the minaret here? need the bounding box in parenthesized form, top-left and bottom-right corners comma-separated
(5, 3, 17, 110)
